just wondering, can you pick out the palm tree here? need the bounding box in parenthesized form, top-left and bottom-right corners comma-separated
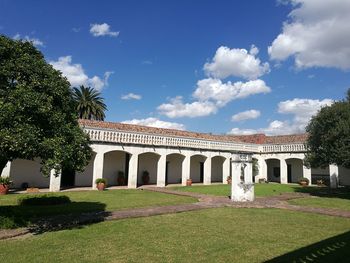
(72, 85, 107, 121)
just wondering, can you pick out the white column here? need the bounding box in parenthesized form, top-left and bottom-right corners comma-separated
(303, 165, 312, 185)
(222, 157, 230, 184)
(92, 152, 104, 189)
(244, 161, 253, 184)
(1, 161, 11, 177)
(128, 153, 138, 188)
(260, 158, 268, 181)
(329, 164, 339, 189)
(280, 158, 288, 184)
(181, 155, 190, 186)
(203, 156, 212, 185)
(157, 154, 166, 187)
(49, 169, 61, 192)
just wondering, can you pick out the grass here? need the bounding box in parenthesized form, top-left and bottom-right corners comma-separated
(1, 208, 350, 262)
(0, 189, 196, 229)
(171, 183, 304, 197)
(289, 197, 350, 211)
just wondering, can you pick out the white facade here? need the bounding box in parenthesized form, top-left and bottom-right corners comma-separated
(1, 122, 349, 191)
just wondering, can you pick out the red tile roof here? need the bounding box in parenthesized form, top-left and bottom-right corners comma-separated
(78, 119, 308, 145)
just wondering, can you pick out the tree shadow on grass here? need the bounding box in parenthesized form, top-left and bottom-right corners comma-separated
(265, 230, 350, 263)
(291, 186, 350, 200)
(0, 201, 109, 235)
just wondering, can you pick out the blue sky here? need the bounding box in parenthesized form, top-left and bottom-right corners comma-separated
(1, 0, 349, 135)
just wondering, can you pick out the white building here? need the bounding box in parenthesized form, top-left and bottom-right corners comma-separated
(2, 119, 349, 191)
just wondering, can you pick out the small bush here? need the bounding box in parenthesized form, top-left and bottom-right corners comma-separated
(0, 176, 12, 185)
(95, 178, 107, 184)
(298, 177, 310, 185)
(0, 216, 17, 229)
(18, 194, 71, 206)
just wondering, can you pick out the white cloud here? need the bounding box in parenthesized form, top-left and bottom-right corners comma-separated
(157, 79, 270, 118)
(141, 60, 153, 65)
(277, 98, 333, 131)
(231, 110, 261, 122)
(90, 23, 119, 37)
(122, 117, 185, 130)
(157, 96, 218, 118)
(193, 78, 271, 107)
(13, 33, 44, 47)
(228, 128, 258, 135)
(204, 46, 270, 80)
(50, 56, 112, 91)
(121, 93, 142, 100)
(227, 98, 333, 135)
(269, 0, 350, 69)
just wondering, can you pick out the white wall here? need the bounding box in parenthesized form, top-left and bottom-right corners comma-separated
(102, 151, 126, 186)
(211, 156, 224, 182)
(138, 152, 159, 185)
(75, 153, 95, 187)
(10, 159, 49, 188)
(166, 154, 183, 184)
(190, 155, 206, 183)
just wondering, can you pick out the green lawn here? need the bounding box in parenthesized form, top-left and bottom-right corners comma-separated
(1, 208, 350, 263)
(0, 189, 196, 229)
(171, 183, 305, 197)
(289, 197, 350, 211)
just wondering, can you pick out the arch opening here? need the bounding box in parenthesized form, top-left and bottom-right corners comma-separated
(166, 153, 185, 185)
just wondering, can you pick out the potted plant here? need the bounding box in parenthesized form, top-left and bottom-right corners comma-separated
(186, 178, 192, 186)
(95, 178, 107, 191)
(316, 179, 325, 187)
(227, 175, 232, 185)
(0, 176, 12, 195)
(298, 177, 310, 186)
(117, 171, 125, 186)
(142, 170, 150, 185)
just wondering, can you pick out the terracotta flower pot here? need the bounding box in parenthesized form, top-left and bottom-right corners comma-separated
(186, 179, 192, 186)
(96, 183, 106, 191)
(0, 184, 10, 195)
(300, 181, 308, 187)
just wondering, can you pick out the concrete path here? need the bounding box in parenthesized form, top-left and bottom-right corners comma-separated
(1, 187, 350, 240)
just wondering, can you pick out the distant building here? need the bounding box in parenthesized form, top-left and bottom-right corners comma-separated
(2, 119, 349, 191)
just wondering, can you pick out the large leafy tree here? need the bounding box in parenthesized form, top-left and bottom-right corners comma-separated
(0, 35, 92, 176)
(72, 85, 107, 121)
(305, 89, 350, 169)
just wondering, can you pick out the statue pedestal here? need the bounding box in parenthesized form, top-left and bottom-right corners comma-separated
(231, 183, 255, 202)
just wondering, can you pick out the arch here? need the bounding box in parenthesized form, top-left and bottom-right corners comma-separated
(285, 158, 303, 183)
(190, 154, 207, 183)
(138, 152, 160, 186)
(102, 150, 130, 187)
(265, 158, 281, 183)
(166, 153, 185, 185)
(10, 158, 48, 189)
(211, 156, 225, 183)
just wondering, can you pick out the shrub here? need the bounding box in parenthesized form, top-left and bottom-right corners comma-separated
(0, 176, 12, 185)
(298, 177, 310, 185)
(95, 178, 107, 185)
(0, 216, 17, 229)
(18, 194, 71, 206)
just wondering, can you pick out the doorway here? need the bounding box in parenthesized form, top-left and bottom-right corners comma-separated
(199, 162, 204, 183)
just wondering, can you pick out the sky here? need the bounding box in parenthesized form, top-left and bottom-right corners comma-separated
(1, 0, 350, 135)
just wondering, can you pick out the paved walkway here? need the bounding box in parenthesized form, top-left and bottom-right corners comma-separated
(1, 187, 350, 240)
